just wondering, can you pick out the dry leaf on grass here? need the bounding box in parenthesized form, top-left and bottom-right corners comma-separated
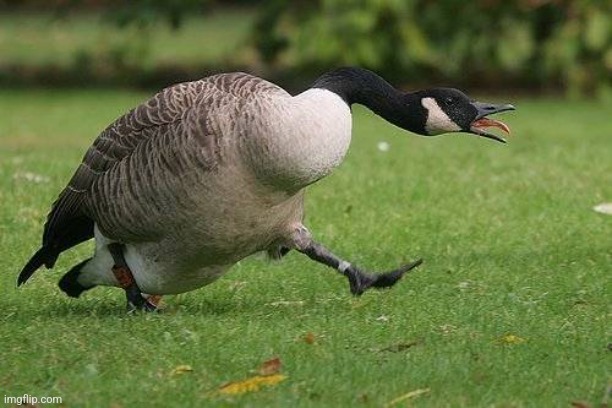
(258, 357, 282, 376)
(385, 388, 430, 407)
(219, 374, 287, 395)
(218, 357, 287, 396)
(303, 332, 316, 344)
(169, 364, 193, 376)
(497, 334, 526, 345)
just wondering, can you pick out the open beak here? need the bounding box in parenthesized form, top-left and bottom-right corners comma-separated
(469, 101, 515, 143)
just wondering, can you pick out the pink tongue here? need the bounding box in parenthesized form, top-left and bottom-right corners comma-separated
(472, 118, 511, 134)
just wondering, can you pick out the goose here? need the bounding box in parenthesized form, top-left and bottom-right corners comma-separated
(17, 67, 514, 311)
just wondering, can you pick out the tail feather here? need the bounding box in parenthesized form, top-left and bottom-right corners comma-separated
(17, 246, 59, 286)
(58, 258, 94, 298)
(19, 215, 94, 287)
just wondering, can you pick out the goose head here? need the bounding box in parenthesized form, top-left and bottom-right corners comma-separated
(311, 68, 515, 143)
(408, 88, 515, 143)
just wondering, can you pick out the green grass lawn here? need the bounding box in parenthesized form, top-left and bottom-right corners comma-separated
(0, 89, 610, 407)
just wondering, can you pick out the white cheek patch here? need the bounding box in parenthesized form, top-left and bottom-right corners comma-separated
(421, 97, 462, 135)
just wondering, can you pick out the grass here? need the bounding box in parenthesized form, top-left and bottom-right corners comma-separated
(0, 89, 610, 407)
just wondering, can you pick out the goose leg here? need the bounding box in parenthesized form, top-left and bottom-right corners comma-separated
(291, 225, 423, 296)
(107, 243, 161, 312)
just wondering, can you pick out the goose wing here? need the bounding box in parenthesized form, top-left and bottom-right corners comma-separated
(44, 80, 213, 246)
(19, 72, 284, 284)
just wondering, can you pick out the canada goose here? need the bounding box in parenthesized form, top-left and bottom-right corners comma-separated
(18, 67, 514, 311)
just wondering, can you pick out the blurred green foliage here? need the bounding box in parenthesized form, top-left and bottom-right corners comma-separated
(252, 0, 611, 97)
(100, 0, 207, 31)
(1, 0, 609, 95)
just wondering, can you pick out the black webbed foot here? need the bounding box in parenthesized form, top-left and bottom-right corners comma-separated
(126, 292, 162, 313)
(345, 259, 423, 296)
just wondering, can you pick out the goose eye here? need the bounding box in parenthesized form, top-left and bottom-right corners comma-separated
(445, 97, 454, 105)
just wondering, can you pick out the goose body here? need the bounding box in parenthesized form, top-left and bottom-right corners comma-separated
(18, 67, 514, 307)
(85, 75, 352, 294)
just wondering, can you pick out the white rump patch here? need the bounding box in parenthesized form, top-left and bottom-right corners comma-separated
(421, 97, 461, 135)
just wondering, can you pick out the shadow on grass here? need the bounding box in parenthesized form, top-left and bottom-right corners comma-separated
(4, 288, 265, 321)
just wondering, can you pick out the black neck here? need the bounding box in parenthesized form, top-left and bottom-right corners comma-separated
(310, 67, 425, 133)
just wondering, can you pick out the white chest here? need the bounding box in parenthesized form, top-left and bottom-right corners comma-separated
(242, 89, 352, 190)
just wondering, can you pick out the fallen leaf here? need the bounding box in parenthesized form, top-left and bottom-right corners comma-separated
(570, 402, 590, 408)
(170, 364, 193, 376)
(258, 357, 281, 376)
(219, 374, 287, 395)
(303, 332, 316, 345)
(385, 388, 430, 407)
(497, 334, 526, 345)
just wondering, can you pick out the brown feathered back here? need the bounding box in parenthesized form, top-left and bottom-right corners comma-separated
(19, 72, 288, 284)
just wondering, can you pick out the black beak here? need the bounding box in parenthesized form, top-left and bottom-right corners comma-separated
(469, 102, 516, 143)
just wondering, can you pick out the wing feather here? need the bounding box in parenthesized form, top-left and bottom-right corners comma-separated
(19, 72, 287, 285)
(42, 80, 209, 245)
